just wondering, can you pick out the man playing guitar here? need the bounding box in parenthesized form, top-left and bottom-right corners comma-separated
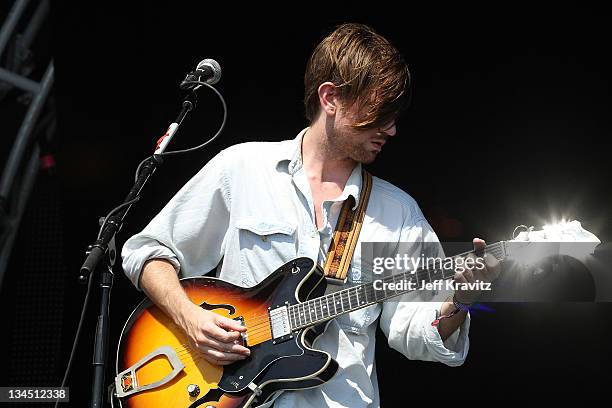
(122, 23, 499, 407)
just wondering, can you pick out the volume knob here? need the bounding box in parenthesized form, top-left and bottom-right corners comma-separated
(187, 384, 200, 397)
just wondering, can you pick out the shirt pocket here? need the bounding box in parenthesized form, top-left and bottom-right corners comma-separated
(235, 217, 297, 285)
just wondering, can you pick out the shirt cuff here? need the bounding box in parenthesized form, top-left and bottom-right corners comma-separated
(121, 242, 180, 290)
(421, 303, 470, 366)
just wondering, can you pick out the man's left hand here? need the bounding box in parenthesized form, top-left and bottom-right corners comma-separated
(453, 238, 501, 304)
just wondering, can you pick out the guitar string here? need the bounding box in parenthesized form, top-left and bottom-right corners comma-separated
(219, 242, 504, 332)
(191, 242, 504, 330)
(173, 247, 496, 348)
(165, 243, 504, 357)
(182, 254, 506, 341)
(169, 278, 502, 365)
(290, 244, 505, 329)
(186, 243, 505, 338)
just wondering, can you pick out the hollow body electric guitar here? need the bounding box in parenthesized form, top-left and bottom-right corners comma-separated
(114, 223, 599, 407)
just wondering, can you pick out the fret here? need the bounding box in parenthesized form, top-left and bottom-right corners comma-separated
(371, 280, 380, 302)
(401, 271, 410, 292)
(290, 306, 296, 328)
(321, 298, 326, 319)
(430, 267, 443, 282)
(388, 272, 398, 297)
(405, 271, 414, 295)
(411, 270, 419, 293)
(326, 294, 334, 317)
(304, 300, 317, 322)
(308, 302, 314, 322)
(370, 281, 378, 302)
(366, 281, 377, 303)
(298, 304, 304, 327)
(334, 292, 343, 313)
(345, 289, 351, 309)
(300, 303, 308, 325)
(356, 286, 365, 306)
(381, 276, 389, 299)
(385, 274, 393, 297)
(341, 290, 350, 312)
(319, 297, 326, 319)
(293, 305, 299, 327)
(347, 288, 353, 309)
(401, 271, 409, 291)
(318, 298, 325, 320)
(360, 284, 368, 305)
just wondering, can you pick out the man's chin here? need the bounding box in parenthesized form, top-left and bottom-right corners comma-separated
(354, 151, 379, 165)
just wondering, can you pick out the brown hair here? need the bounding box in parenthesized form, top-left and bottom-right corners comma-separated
(304, 23, 411, 129)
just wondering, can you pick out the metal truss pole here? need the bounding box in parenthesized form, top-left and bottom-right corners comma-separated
(0, 0, 54, 290)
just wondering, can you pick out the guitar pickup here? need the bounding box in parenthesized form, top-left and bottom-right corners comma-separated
(269, 306, 291, 343)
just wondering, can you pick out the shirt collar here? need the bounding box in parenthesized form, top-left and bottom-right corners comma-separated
(275, 128, 307, 174)
(276, 128, 362, 210)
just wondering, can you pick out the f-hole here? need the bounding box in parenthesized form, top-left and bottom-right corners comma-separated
(200, 302, 236, 315)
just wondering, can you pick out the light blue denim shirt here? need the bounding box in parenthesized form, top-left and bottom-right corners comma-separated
(121, 128, 470, 407)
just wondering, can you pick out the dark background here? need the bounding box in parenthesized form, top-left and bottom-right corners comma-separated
(1, 1, 611, 406)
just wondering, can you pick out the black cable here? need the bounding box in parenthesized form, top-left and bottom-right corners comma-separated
(159, 81, 227, 156)
(54, 271, 94, 408)
(96, 196, 141, 240)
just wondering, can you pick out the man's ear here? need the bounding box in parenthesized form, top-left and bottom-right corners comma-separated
(318, 82, 338, 117)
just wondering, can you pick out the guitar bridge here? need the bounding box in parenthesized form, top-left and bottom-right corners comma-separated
(234, 316, 248, 346)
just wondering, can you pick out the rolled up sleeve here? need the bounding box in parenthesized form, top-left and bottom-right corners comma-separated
(121, 150, 231, 290)
(379, 218, 470, 366)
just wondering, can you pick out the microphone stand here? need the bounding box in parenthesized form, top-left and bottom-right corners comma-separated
(79, 91, 198, 408)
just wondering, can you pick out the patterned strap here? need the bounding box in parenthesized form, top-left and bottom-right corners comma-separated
(323, 169, 373, 283)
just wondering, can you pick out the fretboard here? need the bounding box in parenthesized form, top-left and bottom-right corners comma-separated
(288, 241, 507, 330)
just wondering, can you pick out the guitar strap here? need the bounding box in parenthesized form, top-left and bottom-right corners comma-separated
(322, 169, 373, 285)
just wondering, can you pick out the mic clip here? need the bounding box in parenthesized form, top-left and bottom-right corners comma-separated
(180, 71, 201, 91)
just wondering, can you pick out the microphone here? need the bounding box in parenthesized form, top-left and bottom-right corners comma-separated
(180, 58, 222, 90)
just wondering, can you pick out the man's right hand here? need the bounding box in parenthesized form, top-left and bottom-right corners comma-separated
(177, 303, 251, 366)
(138, 259, 251, 366)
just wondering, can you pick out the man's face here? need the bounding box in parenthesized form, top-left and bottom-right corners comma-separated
(328, 102, 397, 164)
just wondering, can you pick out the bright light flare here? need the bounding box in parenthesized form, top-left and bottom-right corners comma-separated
(508, 220, 600, 266)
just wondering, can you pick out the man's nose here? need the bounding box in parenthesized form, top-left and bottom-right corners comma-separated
(379, 122, 396, 137)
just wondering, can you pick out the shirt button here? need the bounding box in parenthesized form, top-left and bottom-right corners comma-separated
(261, 235, 267, 242)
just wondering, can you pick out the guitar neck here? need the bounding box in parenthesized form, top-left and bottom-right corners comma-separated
(288, 241, 507, 330)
